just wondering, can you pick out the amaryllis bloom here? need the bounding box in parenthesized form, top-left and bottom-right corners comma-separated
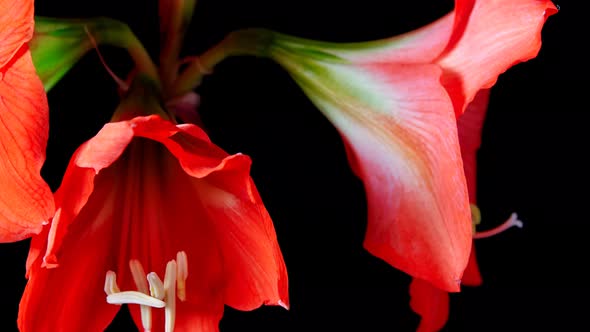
(231, 0, 556, 292)
(18, 2, 289, 329)
(0, 0, 54, 241)
(18, 76, 289, 331)
(410, 89, 524, 331)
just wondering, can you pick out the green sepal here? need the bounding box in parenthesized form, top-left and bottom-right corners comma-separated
(30, 16, 130, 91)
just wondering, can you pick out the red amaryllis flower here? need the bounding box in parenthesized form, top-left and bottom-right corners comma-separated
(254, 0, 556, 292)
(18, 78, 289, 331)
(0, 0, 54, 241)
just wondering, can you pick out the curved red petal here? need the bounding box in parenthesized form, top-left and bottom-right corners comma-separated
(300, 62, 472, 291)
(462, 245, 483, 286)
(18, 165, 121, 331)
(409, 278, 450, 332)
(458, 89, 490, 202)
(0, 48, 54, 242)
(0, 0, 34, 67)
(439, 0, 557, 114)
(132, 116, 289, 310)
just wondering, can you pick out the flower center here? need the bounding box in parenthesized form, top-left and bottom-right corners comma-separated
(471, 204, 524, 239)
(104, 251, 189, 332)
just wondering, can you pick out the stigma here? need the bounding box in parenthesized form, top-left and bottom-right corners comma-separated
(471, 204, 523, 239)
(104, 251, 189, 332)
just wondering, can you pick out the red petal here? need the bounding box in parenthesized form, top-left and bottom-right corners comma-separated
(458, 89, 490, 202)
(0, 48, 54, 242)
(439, 0, 557, 114)
(328, 64, 472, 292)
(0, 0, 33, 67)
(409, 278, 450, 332)
(462, 245, 483, 286)
(18, 166, 121, 331)
(133, 116, 289, 310)
(456, 89, 491, 286)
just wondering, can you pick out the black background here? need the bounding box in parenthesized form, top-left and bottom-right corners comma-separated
(1, 0, 587, 331)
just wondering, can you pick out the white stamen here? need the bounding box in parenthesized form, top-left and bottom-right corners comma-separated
(104, 270, 120, 296)
(106, 291, 166, 308)
(129, 259, 152, 332)
(148, 272, 165, 300)
(164, 260, 177, 332)
(474, 212, 523, 239)
(176, 251, 188, 301)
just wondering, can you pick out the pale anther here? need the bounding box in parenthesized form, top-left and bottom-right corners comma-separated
(129, 259, 149, 294)
(148, 272, 165, 300)
(104, 270, 120, 296)
(176, 251, 188, 301)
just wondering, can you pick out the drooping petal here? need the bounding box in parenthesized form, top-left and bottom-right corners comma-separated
(0, 0, 33, 67)
(272, 45, 471, 291)
(438, 0, 558, 113)
(0, 47, 54, 242)
(409, 278, 450, 332)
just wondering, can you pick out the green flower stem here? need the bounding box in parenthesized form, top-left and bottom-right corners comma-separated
(88, 17, 161, 87)
(172, 28, 275, 97)
(159, 0, 197, 95)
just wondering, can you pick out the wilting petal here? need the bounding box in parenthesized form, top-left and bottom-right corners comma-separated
(0, 48, 54, 242)
(0, 0, 33, 67)
(438, 0, 557, 113)
(410, 278, 450, 332)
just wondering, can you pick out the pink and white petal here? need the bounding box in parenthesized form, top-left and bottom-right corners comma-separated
(439, 0, 558, 114)
(0, 48, 54, 242)
(292, 61, 472, 291)
(0, 0, 33, 67)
